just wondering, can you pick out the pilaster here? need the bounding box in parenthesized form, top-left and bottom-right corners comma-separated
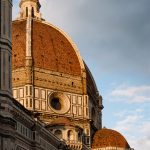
(25, 17, 35, 111)
(25, 17, 33, 84)
(0, 0, 13, 118)
(0, 0, 12, 97)
(0, 0, 16, 149)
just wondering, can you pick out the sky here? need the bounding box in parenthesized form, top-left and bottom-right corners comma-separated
(13, 0, 150, 149)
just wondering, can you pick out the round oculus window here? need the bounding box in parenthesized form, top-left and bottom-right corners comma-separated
(49, 92, 70, 114)
(51, 98, 61, 110)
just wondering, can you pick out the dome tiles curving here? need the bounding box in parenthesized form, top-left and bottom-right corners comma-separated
(92, 128, 130, 149)
(12, 20, 26, 68)
(12, 19, 83, 76)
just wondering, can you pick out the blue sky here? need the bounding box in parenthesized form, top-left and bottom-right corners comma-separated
(13, 0, 150, 149)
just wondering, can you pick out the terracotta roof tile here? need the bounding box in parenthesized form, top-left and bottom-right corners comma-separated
(92, 128, 130, 149)
(12, 19, 81, 76)
(12, 20, 26, 69)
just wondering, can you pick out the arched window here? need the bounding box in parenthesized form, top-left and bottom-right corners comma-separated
(68, 130, 74, 141)
(54, 130, 62, 139)
(32, 7, 34, 17)
(78, 131, 82, 142)
(26, 7, 28, 17)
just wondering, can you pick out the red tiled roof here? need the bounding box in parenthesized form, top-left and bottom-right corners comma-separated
(92, 128, 130, 149)
(12, 20, 26, 69)
(12, 19, 82, 76)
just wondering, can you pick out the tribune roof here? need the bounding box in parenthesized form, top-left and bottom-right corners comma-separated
(92, 128, 130, 149)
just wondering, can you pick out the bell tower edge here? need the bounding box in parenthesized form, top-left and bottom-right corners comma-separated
(0, 0, 12, 98)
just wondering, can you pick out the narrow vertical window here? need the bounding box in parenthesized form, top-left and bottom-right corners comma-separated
(30, 86, 32, 95)
(26, 7, 28, 17)
(26, 86, 28, 95)
(30, 99, 32, 107)
(86, 107, 88, 116)
(68, 130, 74, 141)
(86, 137, 90, 144)
(78, 131, 82, 142)
(85, 96, 88, 105)
(26, 99, 28, 107)
(32, 7, 34, 17)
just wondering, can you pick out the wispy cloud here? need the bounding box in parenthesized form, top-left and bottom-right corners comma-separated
(114, 108, 143, 132)
(114, 109, 150, 150)
(109, 84, 150, 103)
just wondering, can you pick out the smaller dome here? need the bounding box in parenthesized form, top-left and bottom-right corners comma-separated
(92, 128, 130, 149)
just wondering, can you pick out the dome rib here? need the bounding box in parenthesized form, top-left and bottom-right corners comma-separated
(12, 19, 85, 77)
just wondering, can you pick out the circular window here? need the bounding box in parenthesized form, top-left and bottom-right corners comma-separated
(49, 92, 70, 114)
(51, 98, 61, 110)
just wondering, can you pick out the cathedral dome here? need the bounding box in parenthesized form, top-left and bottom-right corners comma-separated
(12, 0, 103, 139)
(12, 0, 102, 98)
(12, 18, 102, 99)
(12, 19, 84, 76)
(92, 128, 130, 149)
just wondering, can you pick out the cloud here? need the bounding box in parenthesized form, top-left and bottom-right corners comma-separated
(114, 109, 150, 150)
(128, 135, 150, 150)
(114, 108, 143, 132)
(135, 126, 150, 150)
(109, 84, 150, 103)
